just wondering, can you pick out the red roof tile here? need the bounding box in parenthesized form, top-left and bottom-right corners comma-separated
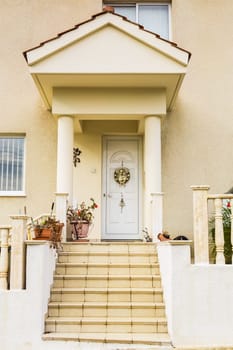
(23, 8, 191, 62)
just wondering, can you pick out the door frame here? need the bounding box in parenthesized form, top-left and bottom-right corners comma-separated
(102, 135, 143, 240)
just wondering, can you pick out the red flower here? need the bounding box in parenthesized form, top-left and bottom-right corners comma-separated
(227, 201, 231, 208)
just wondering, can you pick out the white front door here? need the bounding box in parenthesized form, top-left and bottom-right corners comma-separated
(102, 136, 142, 240)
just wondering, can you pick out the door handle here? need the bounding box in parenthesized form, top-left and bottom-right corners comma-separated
(103, 193, 112, 198)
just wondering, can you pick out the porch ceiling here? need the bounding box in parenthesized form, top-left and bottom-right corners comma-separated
(24, 9, 191, 114)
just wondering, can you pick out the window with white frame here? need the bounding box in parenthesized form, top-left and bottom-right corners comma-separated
(105, 2, 170, 39)
(0, 136, 25, 195)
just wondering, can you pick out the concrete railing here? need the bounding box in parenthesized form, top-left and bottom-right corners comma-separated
(191, 185, 233, 264)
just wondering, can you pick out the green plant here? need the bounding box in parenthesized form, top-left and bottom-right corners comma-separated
(67, 198, 98, 224)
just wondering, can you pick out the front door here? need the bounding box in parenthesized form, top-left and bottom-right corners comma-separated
(102, 136, 142, 240)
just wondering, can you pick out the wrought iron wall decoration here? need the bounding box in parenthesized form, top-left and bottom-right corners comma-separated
(119, 192, 126, 213)
(73, 147, 82, 167)
(114, 161, 130, 186)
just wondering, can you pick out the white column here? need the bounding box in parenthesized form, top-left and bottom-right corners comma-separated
(144, 116, 163, 240)
(57, 115, 74, 204)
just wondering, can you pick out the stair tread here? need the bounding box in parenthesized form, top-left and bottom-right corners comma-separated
(48, 301, 165, 306)
(56, 262, 159, 266)
(59, 250, 157, 257)
(42, 332, 170, 345)
(62, 242, 156, 245)
(46, 316, 167, 323)
(51, 287, 162, 292)
(54, 274, 161, 278)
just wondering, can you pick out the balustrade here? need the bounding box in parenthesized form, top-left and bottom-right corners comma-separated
(192, 186, 233, 265)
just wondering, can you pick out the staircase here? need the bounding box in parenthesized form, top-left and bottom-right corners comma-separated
(43, 242, 171, 346)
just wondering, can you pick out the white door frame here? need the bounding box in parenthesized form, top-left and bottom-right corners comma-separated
(102, 135, 143, 240)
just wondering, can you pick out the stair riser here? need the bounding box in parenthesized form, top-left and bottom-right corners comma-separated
(48, 306, 166, 318)
(45, 323, 168, 334)
(53, 277, 162, 289)
(56, 266, 160, 275)
(62, 244, 157, 254)
(51, 292, 163, 303)
(58, 256, 158, 264)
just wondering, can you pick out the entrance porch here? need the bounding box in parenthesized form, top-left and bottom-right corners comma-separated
(23, 9, 190, 241)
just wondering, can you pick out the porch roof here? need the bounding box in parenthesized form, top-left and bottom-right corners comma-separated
(23, 8, 191, 113)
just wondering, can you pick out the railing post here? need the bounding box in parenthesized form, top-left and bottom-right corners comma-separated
(214, 198, 225, 264)
(55, 192, 68, 242)
(0, 226, 11, 290)
(191, 185, 210, 264)
(231, 199, 233, 261)
(10, 215, 28, 289)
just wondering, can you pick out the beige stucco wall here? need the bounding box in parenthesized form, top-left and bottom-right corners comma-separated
(73, 133, 102, 240)
(0, 0, 233, 239)
(0, 0, 102, 224)
(162, 0, 233, 236)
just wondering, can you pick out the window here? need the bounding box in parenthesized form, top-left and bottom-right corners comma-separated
(106, 3, 170, 39)
(0, 136, 25, 195)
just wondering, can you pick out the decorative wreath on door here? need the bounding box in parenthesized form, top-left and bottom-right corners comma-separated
(114, 166, 130, 186)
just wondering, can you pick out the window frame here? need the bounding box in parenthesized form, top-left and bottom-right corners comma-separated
(0, 135, 26, 197)
(105, 2, 172, 40)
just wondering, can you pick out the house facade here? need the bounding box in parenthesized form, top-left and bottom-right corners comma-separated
(1, 0, 233, 240)
(1, 2, 233, 349)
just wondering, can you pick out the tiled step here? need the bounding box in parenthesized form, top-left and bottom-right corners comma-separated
(42, 332, 171, 346)
(55, 263, 160, 275)
(50, 287, 163, 302)
(61, 242, 157, 254)
(44, 242, 169, 346)
(48, 302, 166, 318)
(53, 274, 162, 288)
(45, 317, 168, 333)
(58, 252, 158, 264)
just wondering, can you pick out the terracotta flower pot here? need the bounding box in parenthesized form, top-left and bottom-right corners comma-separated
(71, 220, 89, 240)
(34, 223, 64, 242)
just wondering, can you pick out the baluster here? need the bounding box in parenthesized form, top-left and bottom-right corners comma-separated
(214, 198, 225, 264)
(0, 226, 11, 290)
(231, 199, 233, 262)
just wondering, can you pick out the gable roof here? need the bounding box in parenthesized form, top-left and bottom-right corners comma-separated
(23, 7, 191, 112)
(23, 8, 191, 64)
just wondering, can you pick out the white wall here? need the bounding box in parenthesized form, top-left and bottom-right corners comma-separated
(0, 242, 57, 350)
(157, 241, 233, 347)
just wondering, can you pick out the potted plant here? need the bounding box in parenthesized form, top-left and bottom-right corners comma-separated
(66, 198, 98, 240)
(31, 203, 64, 248)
